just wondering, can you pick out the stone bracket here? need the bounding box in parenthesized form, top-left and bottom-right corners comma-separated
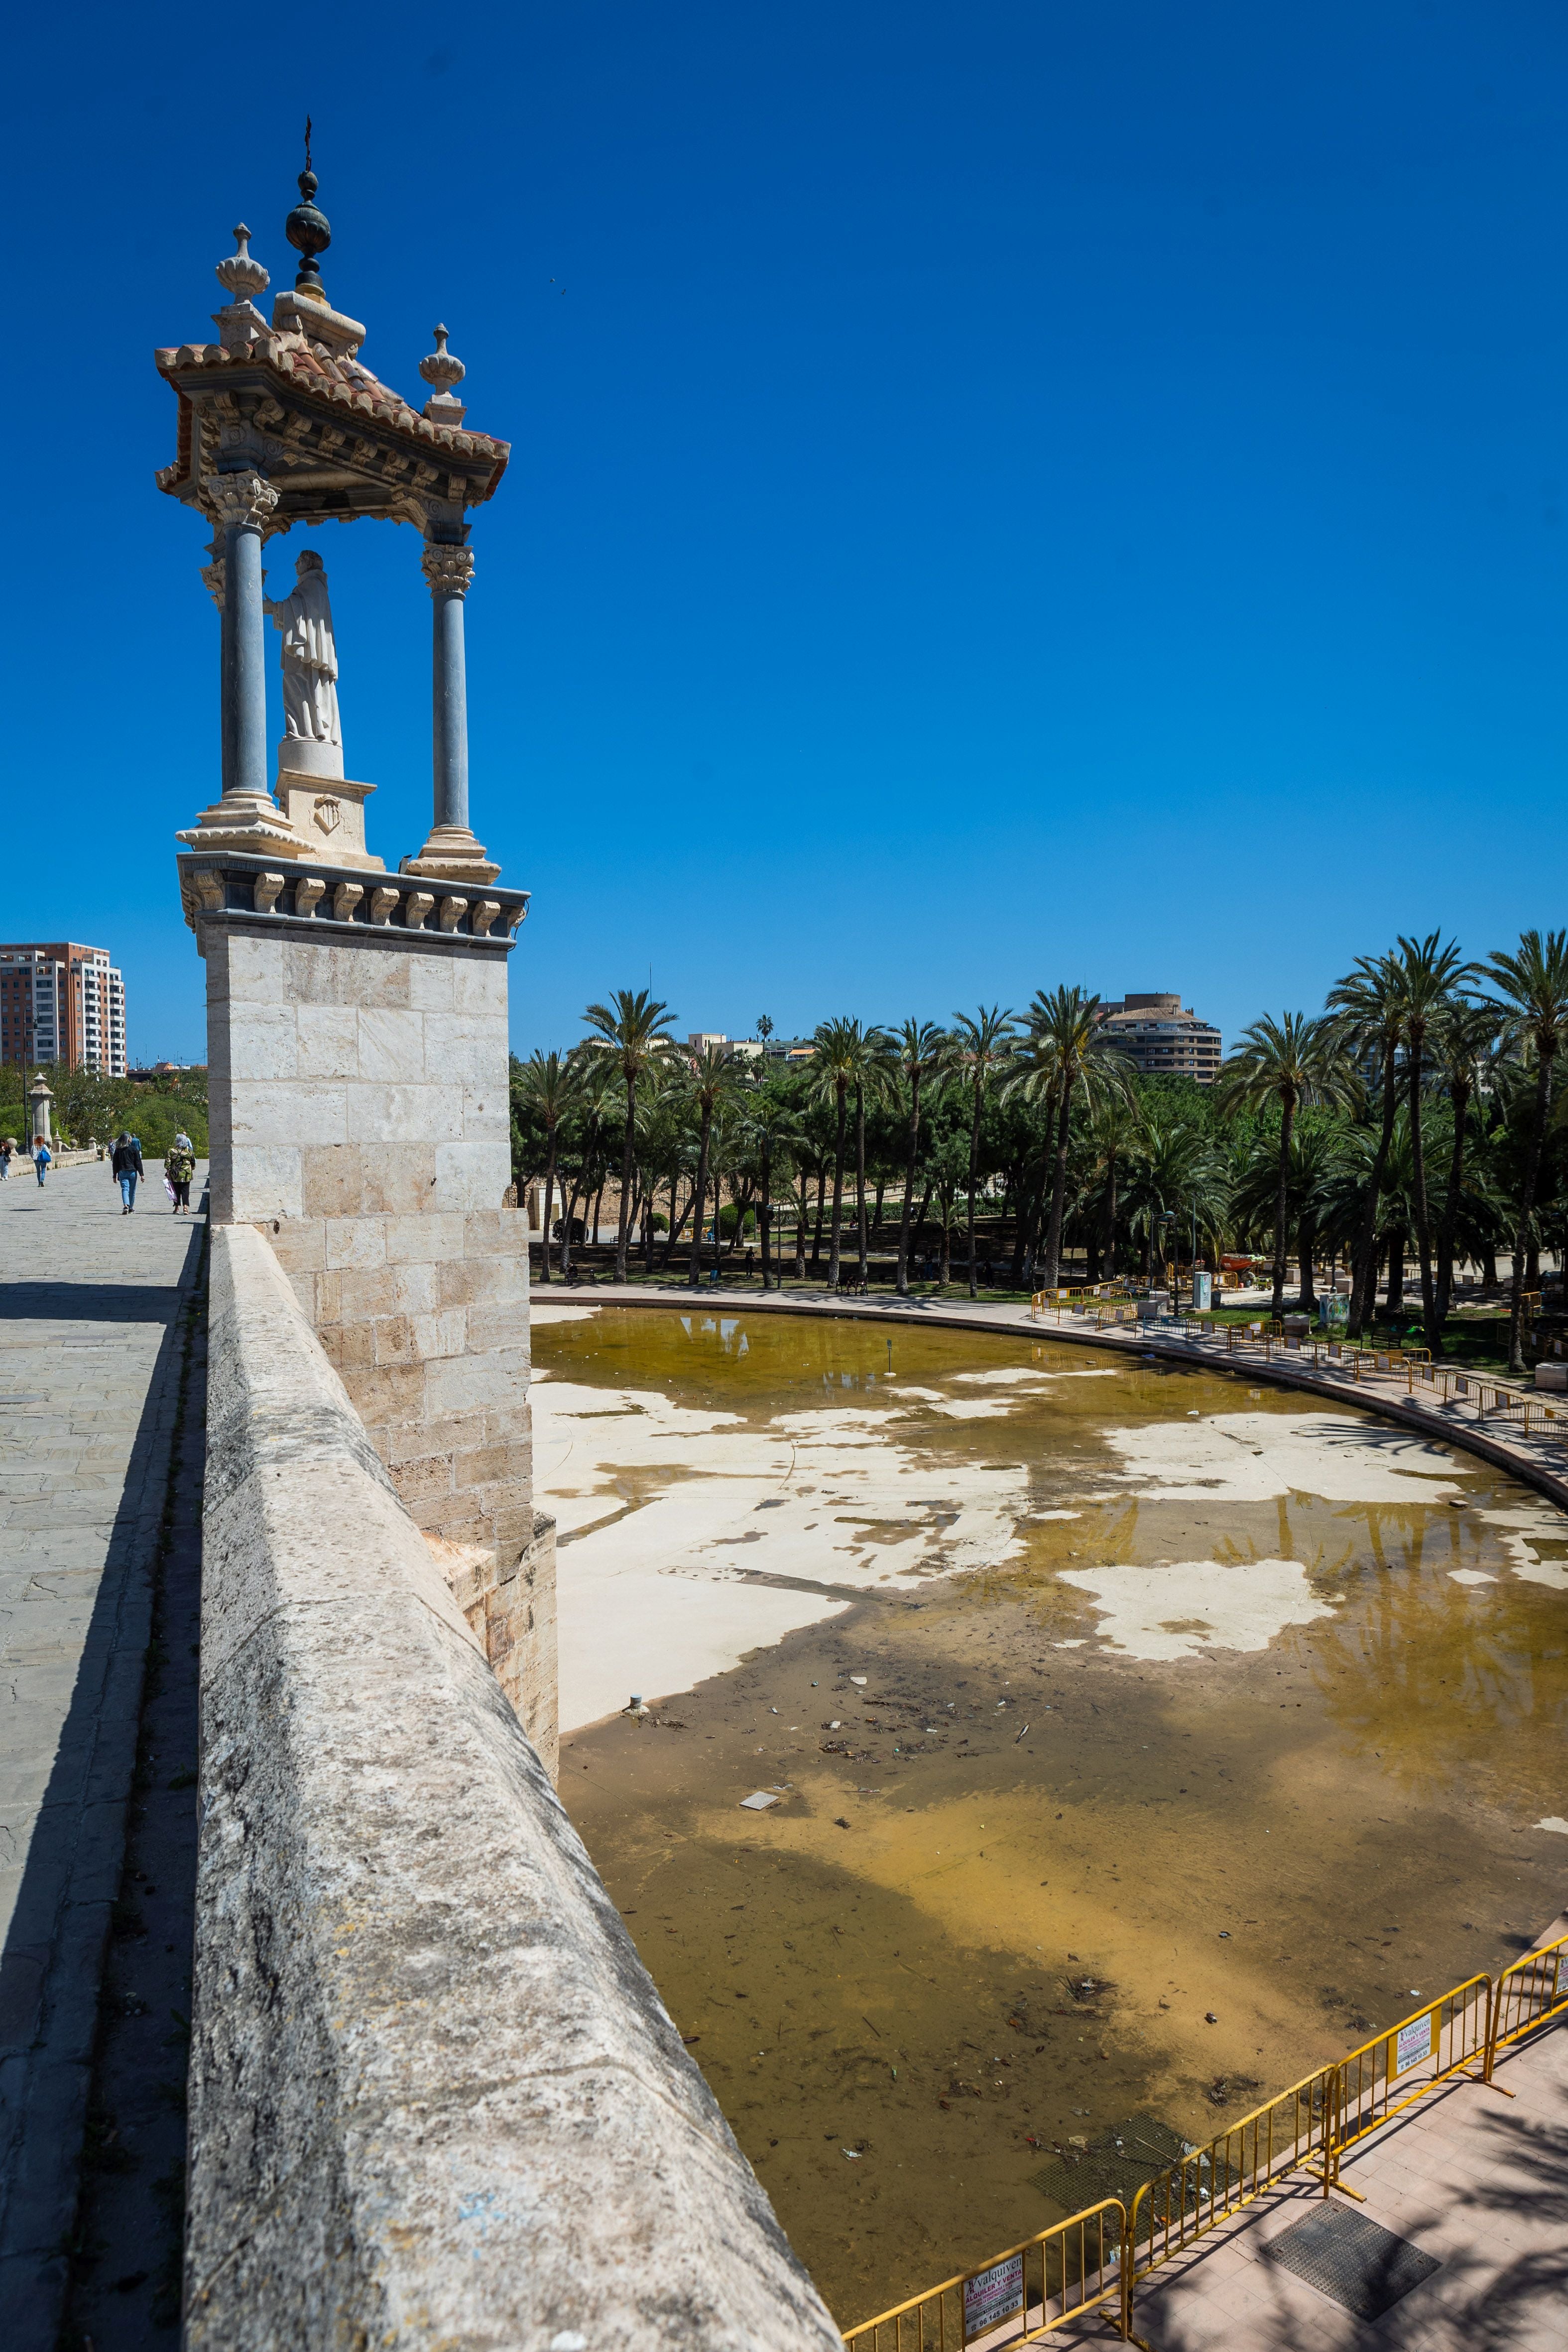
(177, 850, 527, 948)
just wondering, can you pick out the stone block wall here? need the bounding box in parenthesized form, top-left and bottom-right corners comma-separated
(195, 882, 554, 1770)
(190, 1224, 839, 2352)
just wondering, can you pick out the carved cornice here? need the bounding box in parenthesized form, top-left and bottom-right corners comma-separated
(421, 543, 476, 600)
(203, 469, 280, 533)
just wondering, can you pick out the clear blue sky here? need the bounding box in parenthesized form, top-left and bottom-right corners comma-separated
(10, 2, 1565, 1063)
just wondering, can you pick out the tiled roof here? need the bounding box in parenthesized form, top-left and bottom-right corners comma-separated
(153, 329, 509, 470)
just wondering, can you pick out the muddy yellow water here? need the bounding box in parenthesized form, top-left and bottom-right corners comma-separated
(536, 1305, 1568, 2326)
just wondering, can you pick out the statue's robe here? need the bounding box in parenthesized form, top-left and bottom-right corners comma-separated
(273, 570, 341, 745)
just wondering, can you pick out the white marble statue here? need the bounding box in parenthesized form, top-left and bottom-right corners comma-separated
(265, 549, 341, 746)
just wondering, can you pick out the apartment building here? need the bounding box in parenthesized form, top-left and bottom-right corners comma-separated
(0, 942, 127, 1076)
(1096, 992, 1222, 1083)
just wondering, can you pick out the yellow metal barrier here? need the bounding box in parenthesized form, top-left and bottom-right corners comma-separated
(848, 1956, 1568, 2348)
(1487, 1931, 1568, 2074)
(1329, 1976, 1492, 2176)
(843, 2198, 1130, 2351)
(1126, 2063, 1337, 2281)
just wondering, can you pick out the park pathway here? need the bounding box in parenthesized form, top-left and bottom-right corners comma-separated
(0, 1159, 206, 2347)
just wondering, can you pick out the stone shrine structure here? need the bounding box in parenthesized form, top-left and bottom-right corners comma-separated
(156, 161, 554, 1764)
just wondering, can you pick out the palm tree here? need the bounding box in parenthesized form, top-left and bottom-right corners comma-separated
(951, 1006, 1016, 1297)
(510, 1051, 584, 1283)
(1393, 932, 1470, 1348)
(1123, 1118, 1225, 1288)
(1477, 930, 1568, 1372)
(1227, 1116, 1347, 1315)
(1430, 997, 1500, 1326)
(1083, 1093, 1144, 1281)
(1218, 1012, 1351, 1317)
(684, 1043, 744, 1292)
(809, 1017, 876, 1288)
(582, 987, 677, 1283)
(740, 1093, 800, 1290)
(1018, 986, 1128, 1291)
(885, 1019, 951, 1295)
(1326, 952, 1404, 1334)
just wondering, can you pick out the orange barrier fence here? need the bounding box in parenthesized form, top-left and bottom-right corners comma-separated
(843, 1956, 1565, 2348)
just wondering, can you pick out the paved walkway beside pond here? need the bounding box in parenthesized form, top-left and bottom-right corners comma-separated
(0, 1161, 206, 2348)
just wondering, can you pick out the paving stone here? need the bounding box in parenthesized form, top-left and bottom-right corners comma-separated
(0, 1165, 206, 2352)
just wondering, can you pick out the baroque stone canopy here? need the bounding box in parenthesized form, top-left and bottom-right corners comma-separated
(154, 236, 507, 541)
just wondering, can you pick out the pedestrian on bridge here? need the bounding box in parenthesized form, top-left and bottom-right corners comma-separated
(33, 1138, 51, 1186)
(164, 1140, 195, 1214)
(112, 1132, 143, 1214)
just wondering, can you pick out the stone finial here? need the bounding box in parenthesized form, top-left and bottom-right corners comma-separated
(216, 224, 270, 305)
(420, 324, 468, 425)
(286, 121, 332, 302)
(421, 544, 475, 600)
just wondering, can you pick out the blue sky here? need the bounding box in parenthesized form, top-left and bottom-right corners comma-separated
(10, 2, 1565, 1063)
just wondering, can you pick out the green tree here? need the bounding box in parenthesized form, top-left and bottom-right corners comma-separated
(1430, 997, 1500, 1326)
(809, 1017, 878, 1288)
(1393, 932, 1470, 1349)
(582, 987, 677, 1283)
(1327, 952, 1405, 1335)
(1219, 1013, 1351, 1317)
(885, 1019, 952, 1295)
(1478, 930, 1568, 1372)
(1019, 986, 1129, 1291)
(684, 1044, 745, 1291)
(950, 1006, 1016, 1298)
(510, 1051, 584, 1283)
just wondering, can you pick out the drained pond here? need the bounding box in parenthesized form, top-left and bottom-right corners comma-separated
(534, 1301, 1568, 2327)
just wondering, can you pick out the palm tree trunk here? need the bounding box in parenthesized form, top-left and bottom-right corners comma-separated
(1104, 1152, 1118, 1280)
(1509, 1050, 1555, 1372)
(813, 1170, 827, 1271)
(561, 1171, 583, 1278)
(1350, 1042, 1399, 1335)
(796, 1176, 809, 1280)
(1298, 1214, 1318, 1314)
(828, 1087, 847, 1287)
(1042, 1083, 1075, 1290)
(539, 1134, 557, 1284)
(689, 1111, 714, 1292)
(1435, 1083, 1470, 1326)
(1271, 1091, 1296, 1317)
(1407, 1051, 1438, 1349)
(760, 1136, 772, 1290)
(612, 1083, 636, 1281)
(855, 1085, 868, 1286)
(896, 1075, 921, 1296)
(940, 1196, 952, 1285)
(966, 1077, 982, 1298)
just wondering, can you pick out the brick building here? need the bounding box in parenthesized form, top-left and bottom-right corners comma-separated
(0, 942, 127, 1077)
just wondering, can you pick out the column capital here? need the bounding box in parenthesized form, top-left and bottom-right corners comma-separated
(203, 470, 280, 533)
(422, 543, 475, 599)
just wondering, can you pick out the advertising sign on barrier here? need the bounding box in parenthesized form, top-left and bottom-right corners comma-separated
(1394, 2013, 1435, 2078)
(963, 2253, 1025, 2344)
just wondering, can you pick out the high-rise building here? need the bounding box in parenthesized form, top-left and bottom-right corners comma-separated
(0, 942, 127, 1077)
(1095, 992, 1221, 1083)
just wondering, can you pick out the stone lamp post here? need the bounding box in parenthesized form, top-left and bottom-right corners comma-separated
(28, 1077, 54, 1150)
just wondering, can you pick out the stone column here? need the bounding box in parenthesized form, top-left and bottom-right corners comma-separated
(209, 470, 279, 801)
(176, 472, 303, 858)
(428, 542, 472, 832)
(400, 541, 499, 884)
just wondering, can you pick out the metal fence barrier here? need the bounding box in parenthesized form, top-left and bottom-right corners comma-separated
(842, 2198, 1131, 2352)
(843, 1955, 1564, 2349)
(1488, 1930, 1568, 2075)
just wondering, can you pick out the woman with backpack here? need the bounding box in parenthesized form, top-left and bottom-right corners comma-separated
(164, 1139, 196, 1213)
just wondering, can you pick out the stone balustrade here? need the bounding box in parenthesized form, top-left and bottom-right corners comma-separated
(190, 1222, 842, 2351)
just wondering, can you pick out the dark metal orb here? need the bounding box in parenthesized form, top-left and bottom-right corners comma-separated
(286, 169, 331, 261)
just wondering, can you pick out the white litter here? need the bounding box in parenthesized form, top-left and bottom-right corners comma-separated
(849, 1675, 868, 1685)
(740, 1791, 780, 1811)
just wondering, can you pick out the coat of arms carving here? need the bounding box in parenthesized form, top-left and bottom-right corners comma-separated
(313, 796, 343, 835)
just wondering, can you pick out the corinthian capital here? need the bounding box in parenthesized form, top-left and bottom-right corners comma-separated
(203, 469, 280, 532)
(422, 542, 476, 599)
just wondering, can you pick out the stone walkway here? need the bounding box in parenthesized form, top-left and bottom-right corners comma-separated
(0, 1160, 206, 2348)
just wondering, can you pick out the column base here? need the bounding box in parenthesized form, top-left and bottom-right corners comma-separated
(176, 793, 309, 859)
(399, 824, 501, 885)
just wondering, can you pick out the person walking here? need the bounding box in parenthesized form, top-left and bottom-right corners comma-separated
(33, 1137, 51, 1186)
(164, 1137, 195, 1214)
(0, 1137, 12, 1180)
(112, 1131, 143, 1214)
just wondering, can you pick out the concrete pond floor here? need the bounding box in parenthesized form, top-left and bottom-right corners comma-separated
(537, 1304, 1568, 2330)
